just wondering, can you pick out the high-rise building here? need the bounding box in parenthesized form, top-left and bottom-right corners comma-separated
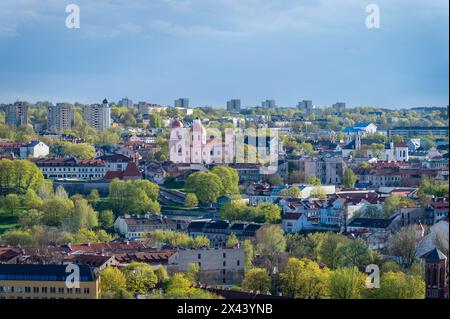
(83, 99, 111, 131)
(297, 100, 314, 112)
(227, 99, 241, 112)
(47, 103, 75, 133)
(5, 101, 29, 126)
(332, 102, 346, 111)
(262, 99, 276, 109)
(118, 97, 133, 108)
(174, 98, 189, 108)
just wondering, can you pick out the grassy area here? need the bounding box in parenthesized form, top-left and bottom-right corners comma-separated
(0, 215, 18, 235)
(163, 180, 185, 191)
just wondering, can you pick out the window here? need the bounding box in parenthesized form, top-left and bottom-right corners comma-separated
(25, 287, 31, 293)
(33, 287, 39, 293)
(237, 260, 240, 266)
(42, 287, 48, 293)
(84, 288, 90, 295)
(50, 287, 56, 294)
(223, 253, 226, 258)
(58, 287, 64, 294)
(198, 254, 201, 259)
(76, 288, 81, 295)
(223, 261, 226, 267)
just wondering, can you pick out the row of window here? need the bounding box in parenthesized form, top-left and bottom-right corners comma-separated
(0, 286, 90, 294)
(41, 167, 105, 172)
(1, 296, 91, 300)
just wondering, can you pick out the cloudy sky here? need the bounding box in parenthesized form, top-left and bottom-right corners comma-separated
(0, 0, 448, 108)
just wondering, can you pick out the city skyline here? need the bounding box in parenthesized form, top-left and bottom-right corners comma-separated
(0, 0, 448, 108)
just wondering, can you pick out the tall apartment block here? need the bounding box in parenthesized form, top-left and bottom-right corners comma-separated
(83, 99, 111, 131)
(174, 98, 189, 108)
(47, 103, 75, 133)
(332, 102, 346, 111)
(227, 99, 241, 112)
(5, 102, 29, 126)
(262, 99, 276, 109)
(118, 97, 133, 108)
(297, 100, 314, 112)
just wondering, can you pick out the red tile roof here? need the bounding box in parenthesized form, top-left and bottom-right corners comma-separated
(123, 162, 141, 177)
(430, 202, 449, 209)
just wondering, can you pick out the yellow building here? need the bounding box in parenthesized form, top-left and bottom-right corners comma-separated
(0, 264, 99, 299)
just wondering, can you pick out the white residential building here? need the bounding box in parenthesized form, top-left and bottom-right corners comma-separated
(19, 141, 49, 158)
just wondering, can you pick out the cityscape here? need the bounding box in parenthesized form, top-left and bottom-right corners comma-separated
(0, 0, 448, 306)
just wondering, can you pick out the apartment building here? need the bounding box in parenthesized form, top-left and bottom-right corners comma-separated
(47, 103, 75, 133)
(32, 158, 106, 180)
(83, 99, 111, 131)
(388, 126, 449, 139)
(5, 101, 29, 126)
(168, 247, 245, 286)
(226, 99, 241, 113)
(0, 264, 99, 299)
(114, 215, 186, 239)
(290, 156, 346, 185)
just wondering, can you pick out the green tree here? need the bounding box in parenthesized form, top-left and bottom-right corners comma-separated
(226, 233, 239, 248)
(364, 272, 425, 299)
(184, 193, 199, 208)
(185, 172, 223, 203)
(318, 233, 349, 269)
(87, 189, 100, 206)
(18, 209, 44, 227)
(338, 239, 372, 269)
(243, 239, 254, 271)
(310, 186, 327, 199)
(123, 262, 158, 295)
(98, 210, 115, 228)
(55, 185, 69, 200)
(256, 203, 281, 223)
(256, 225, 286, 272)
(381, 261, 402, 274)
(343, 168, 357, 188)
(21, 189, 43, 209)
(329, 267, 366, 299)
(192, 235, 210, 248)
(67, 199, 98, 231)
(369, 143, 385, 159)
(307, 175, 321, 186)
(279, 187, 302, 199)
(186, 263, 201, 285)
(384, 195, 415, 217)
(387, 225, 422, 269)
(0, 229, 34, 246)
(242, 268, 271, 293)
(60, 142, 96, 159)
(280, 258, 331, 299)
(154, 267, 169, 286)
(3, 194, 21, 215)
(211, 166, 239, 195)
(100, 267, 127, 299)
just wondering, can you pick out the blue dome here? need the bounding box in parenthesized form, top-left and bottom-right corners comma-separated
(102, 98, 108, 104)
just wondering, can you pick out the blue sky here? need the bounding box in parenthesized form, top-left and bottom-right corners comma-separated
(0, 0, 448, 108)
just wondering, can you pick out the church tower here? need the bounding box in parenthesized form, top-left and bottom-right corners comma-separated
(421, 248, 448, 299)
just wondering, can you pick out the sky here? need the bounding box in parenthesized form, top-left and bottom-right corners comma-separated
(0, 0, 448, 109)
